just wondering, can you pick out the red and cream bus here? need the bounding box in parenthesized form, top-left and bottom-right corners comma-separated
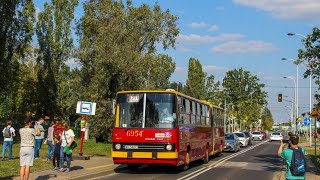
(112, 89, 225, 170)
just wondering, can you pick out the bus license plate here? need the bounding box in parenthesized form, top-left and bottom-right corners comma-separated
(124, 145, 138, 149)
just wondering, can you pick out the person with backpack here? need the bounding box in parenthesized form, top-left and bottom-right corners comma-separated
(278, 134, 307, 180)
(2, 120, 16, 160)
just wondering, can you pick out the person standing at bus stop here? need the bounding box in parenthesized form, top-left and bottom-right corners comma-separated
(46, 121, 55, 161)
(34, 118, 45, 159)
(20, 117, 40, 180)
(2, 120, 16, 160)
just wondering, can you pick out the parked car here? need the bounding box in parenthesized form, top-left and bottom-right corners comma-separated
(252, 131, 263, 141)
(224, 133, 241, 152)
(244, 131, 253, 145)
(233, 132, 249, 147)
(269, 132, 283, 141)
(260, 131, 266, 139)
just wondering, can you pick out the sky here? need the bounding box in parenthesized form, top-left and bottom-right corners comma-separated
(34, 0, 320, 125)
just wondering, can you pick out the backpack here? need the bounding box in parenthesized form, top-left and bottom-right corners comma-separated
(289, 148, 307, 176)
(3, 127, 12, 138)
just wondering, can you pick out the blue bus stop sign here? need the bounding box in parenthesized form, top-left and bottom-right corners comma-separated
(303, 118, 310, 126)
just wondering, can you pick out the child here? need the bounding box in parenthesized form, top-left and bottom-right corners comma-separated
(52, 136, 61, 170)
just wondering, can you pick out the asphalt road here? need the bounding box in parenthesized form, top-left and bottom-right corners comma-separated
(88, 140, 283, 180)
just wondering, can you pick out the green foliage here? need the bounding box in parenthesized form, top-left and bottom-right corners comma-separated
(204, 74, 222, 105)
(261, 107, 273, 130)
(0, 0, 35, 120)
(223, 68, 268, 128)
(186, 58, 206, 99)
(36, 0, 78, 117)
(297, 27, 320, 108)
(76, 0, 179, 139)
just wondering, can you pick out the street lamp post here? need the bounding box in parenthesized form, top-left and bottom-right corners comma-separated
(285, 95, 294, 129)
(283, 76, 297, 133)
(287, 33, 313, 146)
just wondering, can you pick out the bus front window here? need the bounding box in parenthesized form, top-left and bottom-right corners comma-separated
(116, 93, 177, 128)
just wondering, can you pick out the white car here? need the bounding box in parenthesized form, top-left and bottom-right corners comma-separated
(252, 131, 263, 141)
(269, 132, 283, 141)
(233, 132, 249, 147)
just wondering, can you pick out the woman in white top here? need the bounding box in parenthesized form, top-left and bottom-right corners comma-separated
(59, 122, 75, 172)
(19, 118, 40, 180)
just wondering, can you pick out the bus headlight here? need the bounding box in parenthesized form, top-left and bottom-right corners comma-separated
(115, 143, 121, 150)
(166, 144, 173, 151)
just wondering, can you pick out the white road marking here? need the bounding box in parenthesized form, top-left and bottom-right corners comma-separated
(177, 140, 267, 180)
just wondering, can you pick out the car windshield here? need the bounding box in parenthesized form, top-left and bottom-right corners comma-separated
(225, 134, 234, 140)
(234, 133, 244, 137)
(116, 93, 177, 128)
(252, 132, 261, 135)
(272, 132, 281, 135)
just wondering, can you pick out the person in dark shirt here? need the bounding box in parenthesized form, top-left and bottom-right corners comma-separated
(52, 136, 61, 170)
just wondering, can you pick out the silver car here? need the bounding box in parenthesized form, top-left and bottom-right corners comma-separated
(224, 133, 241, 152)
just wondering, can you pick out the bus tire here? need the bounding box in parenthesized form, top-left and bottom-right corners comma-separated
(127, 164, 139, 171)
(179, 151, 190, 171)
(203, 147, 209, 164)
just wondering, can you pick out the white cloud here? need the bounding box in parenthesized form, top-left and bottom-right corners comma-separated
(208, 25, 219, 32)
(177, 33, 245, 45)
(174, 67, 186, 73)
(211, 40, 278, 54)
(203, 65, 228, 73)
(188, 22, 210, 28)
(233, 0, 320, 21)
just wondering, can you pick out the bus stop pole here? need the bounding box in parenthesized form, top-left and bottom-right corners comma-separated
(79, 114, 86, 156)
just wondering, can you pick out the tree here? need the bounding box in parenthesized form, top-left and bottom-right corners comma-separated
(204, 74, 222, 105)
(77, 0, 179, 139)
(222, 68, 267, 129)
(186, 58, 206, 99)
(261, 107, 273, 131)
(36, 0, 78, 118)
(0, 0, 35, 120)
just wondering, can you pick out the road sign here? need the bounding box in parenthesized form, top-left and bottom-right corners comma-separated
(76, 101, 96, 115)
(297, 117, 302, 122)
(303, 118, 310, 126)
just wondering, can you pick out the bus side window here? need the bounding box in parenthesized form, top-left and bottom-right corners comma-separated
(184, 99, 190, 124)
(196, 103, 201, 125)
(206, 106, 210, 126)
(191, 101, 196, 124)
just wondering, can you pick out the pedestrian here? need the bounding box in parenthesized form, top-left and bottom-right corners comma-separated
(52, 136, 61, 170)
(2, 120, 16, 160)
(46, 121, 55, 161)
(34, 118, 45, 158)
(59, 122, 75, 172)
(314, 130, 318, 143)
(278, 134, 306, 180)
(20, 117, 41, 180)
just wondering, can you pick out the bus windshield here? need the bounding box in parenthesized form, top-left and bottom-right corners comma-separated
(116, 93, 177, 129)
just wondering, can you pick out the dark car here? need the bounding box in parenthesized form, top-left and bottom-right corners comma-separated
(244, 131, 253, 145)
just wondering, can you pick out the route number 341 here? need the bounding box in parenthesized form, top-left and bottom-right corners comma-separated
(126, 130, 143, 137)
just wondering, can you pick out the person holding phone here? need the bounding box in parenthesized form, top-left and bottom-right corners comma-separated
(278, 135, 306, 180)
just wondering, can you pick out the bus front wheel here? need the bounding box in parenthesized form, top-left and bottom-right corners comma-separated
(179, 152, 190, 171)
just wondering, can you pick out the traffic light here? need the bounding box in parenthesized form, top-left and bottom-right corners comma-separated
(278, 94, 282, 102)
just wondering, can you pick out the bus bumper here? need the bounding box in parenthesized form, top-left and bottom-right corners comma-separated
(112, 151, 179, 165)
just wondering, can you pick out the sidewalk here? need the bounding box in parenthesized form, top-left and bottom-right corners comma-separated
(273, 142, 320, 180)
(9, 156, 121, 180)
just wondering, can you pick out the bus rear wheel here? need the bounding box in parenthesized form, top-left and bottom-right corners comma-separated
(127, 164, 139, 171)
(203, 147, 209, 164)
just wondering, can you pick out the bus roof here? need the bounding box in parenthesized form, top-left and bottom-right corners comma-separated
(116, 90, 223, 109)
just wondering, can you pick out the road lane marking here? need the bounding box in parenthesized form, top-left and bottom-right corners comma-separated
(177, 140, 267, 180)
(85, 164, 115, 171)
